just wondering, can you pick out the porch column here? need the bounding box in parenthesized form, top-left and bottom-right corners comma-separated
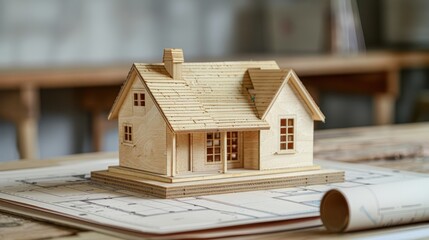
(171, 133, 177, 177)
(221, 132, 227, 173)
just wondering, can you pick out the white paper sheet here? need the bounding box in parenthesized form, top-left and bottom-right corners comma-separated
(321, 178, 429, 232)
(0, 158, 426, 236)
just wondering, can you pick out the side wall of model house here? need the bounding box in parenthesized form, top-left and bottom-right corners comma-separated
(259, 77, 314, 170)
(118, 73, 168, 175)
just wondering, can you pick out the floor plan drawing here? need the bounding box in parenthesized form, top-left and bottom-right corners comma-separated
(0, 158, 425, 234)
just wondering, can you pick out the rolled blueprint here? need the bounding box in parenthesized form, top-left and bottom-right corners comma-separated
(320, 178, 429, 232)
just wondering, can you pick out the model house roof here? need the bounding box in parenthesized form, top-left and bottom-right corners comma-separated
(109, 49, 324, 133)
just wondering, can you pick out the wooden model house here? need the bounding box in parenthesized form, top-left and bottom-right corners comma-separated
(91, 48, 344, 198)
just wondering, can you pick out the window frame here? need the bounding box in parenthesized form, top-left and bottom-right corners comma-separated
(277, 117, 296, 154)
(133, 92, 145, 107)
(205, 131, 242, 164)
(123, 123, 133, 145)
(206, 132, 222, 164)
(227, 131, 240, 162)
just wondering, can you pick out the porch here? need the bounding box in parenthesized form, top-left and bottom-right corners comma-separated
(169, 130, 260, 177)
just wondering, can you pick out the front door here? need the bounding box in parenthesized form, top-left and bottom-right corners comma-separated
(176, 134, 190, 173)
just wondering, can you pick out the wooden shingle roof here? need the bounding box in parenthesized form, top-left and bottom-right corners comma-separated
(109, 59, 324, 133)
(248, 69, 325, 121)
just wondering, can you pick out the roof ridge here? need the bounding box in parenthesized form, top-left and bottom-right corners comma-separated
(133, 60, 278, 66)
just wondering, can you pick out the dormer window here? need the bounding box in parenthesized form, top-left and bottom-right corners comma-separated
(133, 93, 145, 106)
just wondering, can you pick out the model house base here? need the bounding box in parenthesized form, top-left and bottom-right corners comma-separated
(91, 166, 344, 199)
(91, 48, 344, 199)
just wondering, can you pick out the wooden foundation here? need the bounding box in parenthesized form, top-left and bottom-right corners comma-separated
(91, 167, 344, 199)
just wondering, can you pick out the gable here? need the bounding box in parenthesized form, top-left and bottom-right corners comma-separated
(108, 67, 138, 120)
(286, 71, 325, 122)
(248, 69, 289, 118)
(248, 69, 325, 122)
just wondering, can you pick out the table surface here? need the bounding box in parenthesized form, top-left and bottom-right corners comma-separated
(1, 122, 429, 239)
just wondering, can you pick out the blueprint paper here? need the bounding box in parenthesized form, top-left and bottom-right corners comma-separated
(0, 158, 425, 234)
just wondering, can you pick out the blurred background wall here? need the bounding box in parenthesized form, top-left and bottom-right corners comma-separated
(0, 0, 428, 161)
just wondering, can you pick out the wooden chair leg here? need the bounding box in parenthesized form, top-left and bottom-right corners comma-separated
(17, 118, 38, 159)
(77, 86, 120, 152)
(92, 110, 104, 152)
(0, 86, 39, 160)
(17, 85, 39, 159)
(373, 94, 394, 125)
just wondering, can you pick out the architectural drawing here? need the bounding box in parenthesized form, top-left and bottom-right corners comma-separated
(0, 158, 424, 235)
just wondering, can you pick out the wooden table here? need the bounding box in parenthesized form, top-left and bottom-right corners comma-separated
(275, 51, 429, 126)
(0, 66, 128, 159)
(0, 123, 428, 239)
(2, 51, 429, 160)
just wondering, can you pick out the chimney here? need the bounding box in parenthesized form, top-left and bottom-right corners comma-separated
(163, 48, 184, 80)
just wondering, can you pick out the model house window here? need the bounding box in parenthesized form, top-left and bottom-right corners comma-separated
(133, 92, 145, 106)
(280, 118, 294, 151)
(206, 133, 221, 163)
(123, 124, 133, 143)
(227, 132, 239, 161)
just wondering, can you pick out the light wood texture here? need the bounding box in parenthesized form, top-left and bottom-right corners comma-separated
(0, 211, 78, 240)
(247, 69, 287, 118)
(221, 132, 227, 173)
(118, 76, 167, 175)
(17, 118, 38, 160)
(100, 48, 330, 197)
(109, 60, 283, 132)
(163, 48, 184, 80)
(243, 131, 260, 170)
(259, 76, 315, 170)
(248, 69, 324, 121)
(176, 133, 190, 173)
(191, 132, 211, 172)
(107, 164, 322, 184)
(91, 168, 344, 199)
(287, 71, 325, 121)
(171, 133, 177, 177)
(314, 122, 429, 173)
